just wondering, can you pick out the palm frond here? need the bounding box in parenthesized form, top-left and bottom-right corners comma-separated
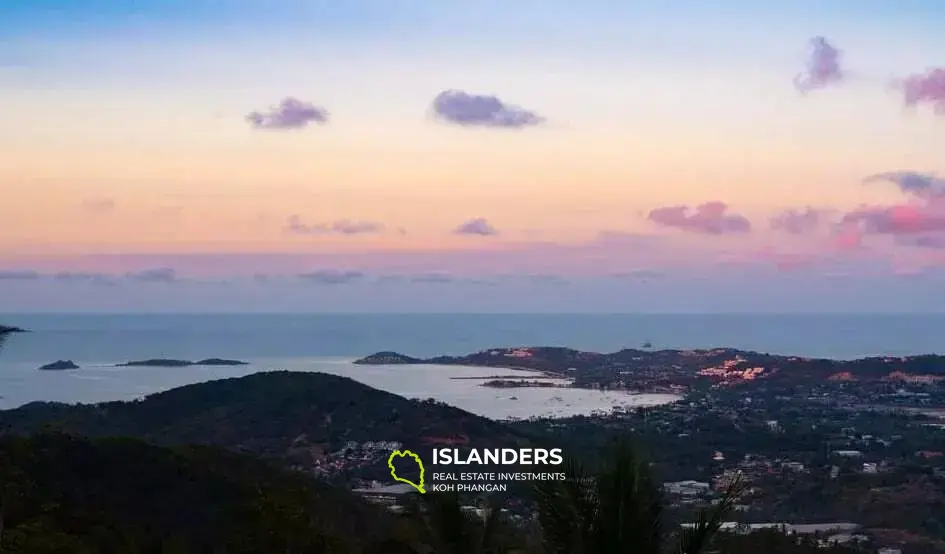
(676, 473, 746, 554)
(592, 439, 664, 554)
(533, 454, 596, 554)
(533, 439, 673, 554)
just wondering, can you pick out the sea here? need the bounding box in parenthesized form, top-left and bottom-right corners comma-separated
(1, 313, 942, 417)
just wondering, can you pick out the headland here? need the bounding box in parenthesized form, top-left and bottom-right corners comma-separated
(355, 346, 945, 395)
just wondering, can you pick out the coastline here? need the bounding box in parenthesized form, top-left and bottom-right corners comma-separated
(0, 356, 682, 419)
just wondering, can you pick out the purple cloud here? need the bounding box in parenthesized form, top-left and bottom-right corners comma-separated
(125, 268, 177, 283)
(0, 270, 41, 280)
(863, 171, 945, 197)
(793, 36, 844, 93)
(0, 270, 120, 285)
(611, 269, 664, 282)
(904, 235, 945, 250)
(432, 90, 544, 129)
(453, 218, 498, 236)
(409, 273, 454, 284)
(899, 68, 945, 115)
(527, 274, 568, 285)
(53, 272, 117, 285)
(296, 270, 365, 284)
(770, 207, 826, 234)
(246, 98, 329, 130)
(648, 202, 751, 235)
(285, 216, 384, 235)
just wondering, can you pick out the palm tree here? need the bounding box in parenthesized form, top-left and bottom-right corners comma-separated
(532, 440, 743, 554)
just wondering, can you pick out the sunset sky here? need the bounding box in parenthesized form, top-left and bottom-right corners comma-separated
(2, 0, 945, 312)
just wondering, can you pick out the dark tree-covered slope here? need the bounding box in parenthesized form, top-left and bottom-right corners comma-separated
(0, 433, 396, 553)
(0, 371, 529, 462)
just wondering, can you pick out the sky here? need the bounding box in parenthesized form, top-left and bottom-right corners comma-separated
(2, 0, 945, 312)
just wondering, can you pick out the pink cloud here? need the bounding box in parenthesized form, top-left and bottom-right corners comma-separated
(284, 216, 385, 235)
(841, 199, 945, 236)
(13, 200, 945, 282)
(834, 170, 945, 252)
(0, 233, 731, 279)
(647, 202, 751, 235)
(899, 68, 945, 115)
(833, 225, 864, 251)
(721, 236, 945, 277)
(770, 207, 827, 234)
(793, 36, 844, 93)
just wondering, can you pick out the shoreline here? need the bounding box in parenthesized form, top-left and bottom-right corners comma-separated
(0, 357, 683, 419)
(450, 374, 562, 380)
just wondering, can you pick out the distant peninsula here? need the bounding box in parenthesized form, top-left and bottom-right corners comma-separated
(38, 360, 80, 371)
(354, 346, 945, 391)
(481, 379, 562, 389)
(116, 358, 249, 368)
(0, 325, 27, 334)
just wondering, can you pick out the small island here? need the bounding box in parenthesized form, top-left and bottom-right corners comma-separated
(481, 379, 563, 389)
(352, 351, 423, 365)
(118, 359, 192, 367)
(116, 358, 249, 367)
(196, 358, 250, 366)
(0, 324, 27, 335)
(38, 360, 80, 371)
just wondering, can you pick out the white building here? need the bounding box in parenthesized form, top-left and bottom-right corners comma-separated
(833, 450, 863, 457)
(664, 480, 711, 496)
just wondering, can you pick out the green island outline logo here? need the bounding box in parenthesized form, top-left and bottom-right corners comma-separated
(387, 449, 426, 493)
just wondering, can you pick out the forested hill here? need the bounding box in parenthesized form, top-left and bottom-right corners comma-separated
(356, 346, 945, 384)
(0, 433, 395, 553)
(0, 371, 530, 469)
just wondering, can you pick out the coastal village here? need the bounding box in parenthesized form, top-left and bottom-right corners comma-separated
(4, 328, 945, 552)
(331, 421, 938, 553)
(345, 345, 945, 553)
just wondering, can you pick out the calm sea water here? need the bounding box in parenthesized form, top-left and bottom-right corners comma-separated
(0, 313, 941, 413)
(3, 313, 942, 362)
